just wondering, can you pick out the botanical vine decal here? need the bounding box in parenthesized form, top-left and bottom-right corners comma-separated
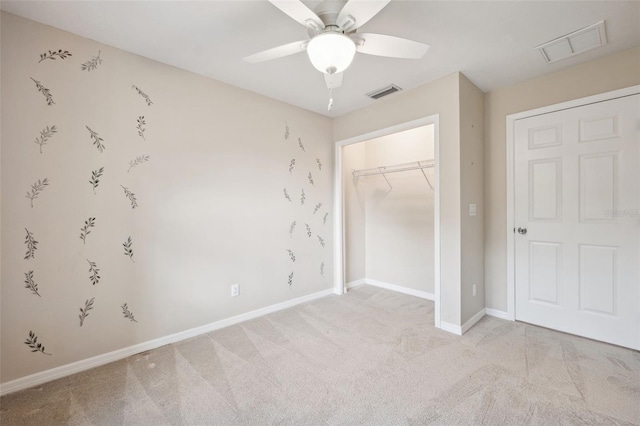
(39, 49, 72, 63)
(87, 259, 100, 286)
(127, 154, 150, 172)
(316, 158, 323, 171)
(89, 167, 104, 194)
(289, 220, 296, 238)
(26, 178, 49, 208)
(283, 188, 292, 202)
(120, 185, 138, 209)
(284, 123, 289, 140)
(30, 77, 55, 106)
(25, 331, 51, 355)
(136, 116, 146, 140)
(308, 172, 314, 186)
(298, 137, 305, 152)
(313, 203, 323, 215)
(288, 271, 294, 287)
(317, 235, 325, 248)
(79, 217, 96, 244)
(287, 249, 296, 262)
(305, 223, 312, 238)
(24, 228, 38, 260)
(320, 262, 325, 277)
(323, 212, 329, 225)
(121, 303, 138, 322)
(79, 298, 95, 327)
(24, 271, 41, 297)
(86, 126, 105, 153)
(33, 125, 57, 154)
(288, 159, 296, 174)
(81, 50, 102, 71)
(132, 85, 153, 106)
(300, 189, 306, 205)
(123, 236, 134, 262)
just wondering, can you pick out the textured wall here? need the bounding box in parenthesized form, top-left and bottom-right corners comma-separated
(1, 12, 333, 383)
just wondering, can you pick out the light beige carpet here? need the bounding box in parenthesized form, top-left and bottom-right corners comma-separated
(1, 285, 639, 425)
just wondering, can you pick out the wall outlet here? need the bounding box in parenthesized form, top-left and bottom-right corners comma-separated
(472, 284, 477, 297)
(231, 284, 239, 297)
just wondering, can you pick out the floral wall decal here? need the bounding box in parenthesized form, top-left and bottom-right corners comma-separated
(316, 158, 323, 171)
(136, 116, 146, 140)
(24, 228, 38, 260)
(305, 223, 312, 238)
(87, 259, 100, 286)
(86, 126, 105, 153)
(323, 212, 329, 225)
(287, 249, 296, 262)
(25, 178, 49, 208)
(298, 137, 305, 152)
(80, 50, 102, 71)
(284, 123, 289, 140)
(33, 125, 57, 154)
(25, 331, 51, 355)
(288, 159, 296, 174)
(123, 236, 134, 262)
(289, 220, 296, 238)
(120, 185, 138, 209)
(127, 154, 150, 173)
(79, 217, 96, 244)
(24, 271, 41, 296)
(308, 172, 314, 186)
(132, 85, 153, 106)
(283, 188, 292, 202)
(39, 49, 72, 63)
(30, 77, 55, 106)
(121, 303, 138, 322)
(317, 235, 325, 248)
(300, 189, 305, 205)
(79, 298, 95, 327)
(313, 202, 322, 215)
(288, 271, 294, 287)
(89, 167, 104, 194)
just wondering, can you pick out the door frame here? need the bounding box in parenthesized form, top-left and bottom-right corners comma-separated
(333, 114, 442, 327)
(506, 85, 640, 321)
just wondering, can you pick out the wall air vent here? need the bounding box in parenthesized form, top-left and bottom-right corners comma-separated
(366, 84, 402, 100)
(536, 20, 607, 64)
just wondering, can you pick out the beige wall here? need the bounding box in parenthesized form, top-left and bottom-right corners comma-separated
(459, 75, 485, 324)
(1, 12, 333, 383)
(342, 142, 366, 283)
(484, 46, 640, 311)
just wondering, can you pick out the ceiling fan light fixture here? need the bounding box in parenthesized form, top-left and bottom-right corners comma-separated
(307, 32, 356, 74)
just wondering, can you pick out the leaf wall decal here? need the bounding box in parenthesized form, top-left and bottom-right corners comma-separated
(24, 228, 38, 260)
(24, 271, 41, 296)
(24, 331, 51, 355)
(81, 50, 102, 71)
(122, 303, 138, 322)
(39, 49, 72, 63)
(25, 178, 49, 208)
(79, 217, 96, 244)
(86, 126, 105, 153)
(123, 236, 135, 262)
(33, 125, 57, 154)
(30, 77, 55, 106)
(89, 167, 104, 194)
(79, 298, 95, 327)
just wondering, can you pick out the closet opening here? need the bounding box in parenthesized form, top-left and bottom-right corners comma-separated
(333, 115, 441, 327)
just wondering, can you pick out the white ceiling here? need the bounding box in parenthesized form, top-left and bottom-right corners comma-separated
(2, 1, 639, 117)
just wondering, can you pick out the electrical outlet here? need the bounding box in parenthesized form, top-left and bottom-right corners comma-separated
(231, 284, 239, 297)
(472, 284, 477, 297)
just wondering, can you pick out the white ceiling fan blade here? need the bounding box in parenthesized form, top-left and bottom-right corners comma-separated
(268, 0, 324, 30)
(354, 33, 429, 59)
(324, 72, 343, 89)
(243, 40, 308, 64)
(337, 0, 391, 31)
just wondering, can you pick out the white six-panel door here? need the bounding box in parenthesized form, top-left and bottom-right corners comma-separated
(514, 94, 639, 349)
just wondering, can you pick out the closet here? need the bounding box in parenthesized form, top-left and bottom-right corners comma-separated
(342, 124, 435, 296)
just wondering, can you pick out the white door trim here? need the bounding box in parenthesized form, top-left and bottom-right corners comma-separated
(333, 115, 441, 327)
(506, 85, 640, 321)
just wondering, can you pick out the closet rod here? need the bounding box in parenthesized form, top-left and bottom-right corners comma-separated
(352, 160, 434, 178)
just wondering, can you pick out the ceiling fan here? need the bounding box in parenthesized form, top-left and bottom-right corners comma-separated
(243, 0, 429, 108)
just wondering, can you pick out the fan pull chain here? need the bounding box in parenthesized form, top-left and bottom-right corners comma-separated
(328, 88, 334, 111)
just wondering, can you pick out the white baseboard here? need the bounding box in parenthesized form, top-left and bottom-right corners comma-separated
(363, 278, 435, 301)
(345, 278, 367, 290)
(439, 308, 486, 336)
(485, 308, 511, 321)
(0, 287, 334, 396)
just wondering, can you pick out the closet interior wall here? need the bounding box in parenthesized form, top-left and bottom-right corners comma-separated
(343, 125, 435, 294)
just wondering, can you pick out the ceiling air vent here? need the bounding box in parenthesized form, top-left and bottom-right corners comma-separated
(536, 20, 607, 64)
(366, 84, 402, 100)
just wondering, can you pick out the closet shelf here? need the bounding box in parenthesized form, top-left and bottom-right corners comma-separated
(352, 160, 434, 190)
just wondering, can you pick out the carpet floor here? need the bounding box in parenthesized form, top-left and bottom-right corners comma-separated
(1, 285, 639, 425)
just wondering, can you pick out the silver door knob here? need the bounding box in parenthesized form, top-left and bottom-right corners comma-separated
(517, 227, 527, 235)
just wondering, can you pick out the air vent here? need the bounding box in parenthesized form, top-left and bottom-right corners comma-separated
(536, 21, 607, 64)
(366, 84, 402, 100)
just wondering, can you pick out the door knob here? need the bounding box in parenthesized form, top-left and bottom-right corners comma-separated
(517, 227, 527, 235)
